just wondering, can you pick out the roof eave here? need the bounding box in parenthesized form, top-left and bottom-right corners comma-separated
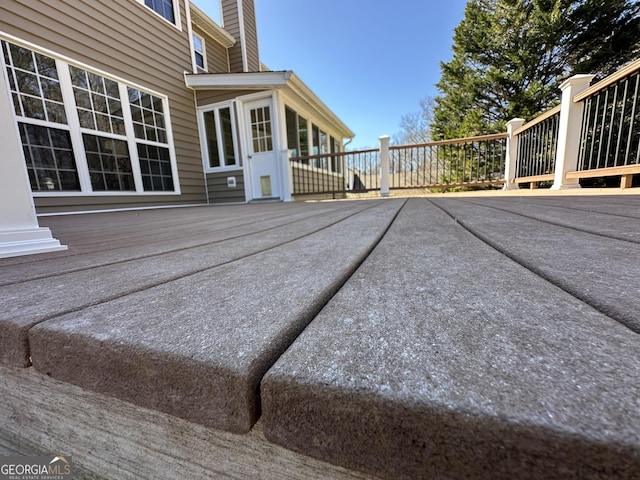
(185, 71, 293, 90)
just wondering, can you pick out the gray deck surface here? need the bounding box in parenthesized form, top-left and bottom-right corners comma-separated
(1, 196, 639, 479)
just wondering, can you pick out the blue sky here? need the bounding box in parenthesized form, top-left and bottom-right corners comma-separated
(192, 1, 468, 149)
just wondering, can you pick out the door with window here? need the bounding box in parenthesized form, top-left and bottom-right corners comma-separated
(244, 98, 281, 200)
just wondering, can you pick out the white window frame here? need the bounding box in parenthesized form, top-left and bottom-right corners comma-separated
(135, 0, 182, 30)
(1, 35, 181, 196)
(198, 101, 241, 173)
(192, 33, 207, 71)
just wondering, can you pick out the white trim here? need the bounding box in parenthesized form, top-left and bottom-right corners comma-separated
(185, 1, 198, 74)
(135, 0, 182, 30)
(192, 32, 208, 72)
(197, 100, 241, 173)
(36, 203, 207, 217)
(185, 71, 292, 90)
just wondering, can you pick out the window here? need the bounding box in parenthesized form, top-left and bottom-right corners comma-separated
(298, 114, 309, 157)
(201, 105, 238, 170)
(331, 136, 343, 174)
(84, 134, 134, 191)
(1, 40, 178, 194)
(70, 66, 125, 135)
(285, 107, 298, 157)
(249, 106, 273, 153)
(144, 0, 175, 24)
(18, 123, 80, 191)
(284, 105, 343, 173)
(193, 33, 206, 70)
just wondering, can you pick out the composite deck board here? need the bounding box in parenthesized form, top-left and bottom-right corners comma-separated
(432, 197, 640, 333)
(25, 200, 405, 433)
(455, 196, 640, 243)
(0, 203, 365, 284)
(261, 197, 640, 480)
(0, 201, 388, 367)
(1, 196, 638, 479)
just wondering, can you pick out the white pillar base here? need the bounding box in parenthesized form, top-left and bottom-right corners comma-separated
(550, 184, 582, 190)
(0, 227, 67, 259)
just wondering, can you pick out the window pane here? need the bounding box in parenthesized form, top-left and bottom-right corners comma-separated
(83, 134, 134, 191)
(195, 52, 204, 69)
(70, 66, 124, 135)
(128, 87, 166, 143)
(249, 106, 273, 153)
(144, 0, 175, 23)
(203, 110, 220, 168)
(298, 115, 308, 157)
(18, 123, 79, 191)
(137, 143, 174, 191)
(3, 42, 66, 124)
(285, 107, 298, 157)
(219, 107, 236, 167)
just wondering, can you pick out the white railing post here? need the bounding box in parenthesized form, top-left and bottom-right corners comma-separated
(379, 135, 390, 197)
(281, 149, 293, 202)
(0, 68, 66, 258)
(503, 118, 525, 190)
(551, 74, 595, 190)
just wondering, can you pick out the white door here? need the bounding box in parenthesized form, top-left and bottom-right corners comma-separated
(244, 99, 281, 200)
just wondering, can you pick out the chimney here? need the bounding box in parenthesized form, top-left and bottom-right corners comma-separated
(221, 0, 260, 72)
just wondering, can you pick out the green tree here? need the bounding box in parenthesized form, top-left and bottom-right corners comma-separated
(432, 0, 640, 139)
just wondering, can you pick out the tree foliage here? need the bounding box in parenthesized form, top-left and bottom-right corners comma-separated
(431, 0, 640, 139)
(394, 96, 435, 145)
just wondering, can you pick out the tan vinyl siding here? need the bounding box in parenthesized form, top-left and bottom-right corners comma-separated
(2, 0, 207, 214)
(195, 90, 257, 107)
(206, 170, 246, 203)
(242, 0, 260, 72)
(221, 0, 243, 73)
(192, 25, 230, 73)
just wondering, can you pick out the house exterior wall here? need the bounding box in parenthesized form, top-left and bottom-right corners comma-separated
(206, 170, 246, 203)
(195, 89, 257, 107)
(1, 0, 207, 214)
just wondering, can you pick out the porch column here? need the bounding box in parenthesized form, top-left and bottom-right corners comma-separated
(502, 118, 525, 190)
(281, 149, 293, 202)
(0, 69, 66, 258)
(379, 135, 390, 197)
(551, 74, 595, 190)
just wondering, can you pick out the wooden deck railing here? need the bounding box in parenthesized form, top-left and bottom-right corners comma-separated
(290, 58, 640, 198)
(509, 58, 640, 190)
(289, 134, 507, 197)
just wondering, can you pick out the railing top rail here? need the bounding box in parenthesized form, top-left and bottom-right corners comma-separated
(290, 148, 379, 162)
(513, 105, 561, 136)
(574, 57, 640, 103)
(389, 133, 507, 150)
